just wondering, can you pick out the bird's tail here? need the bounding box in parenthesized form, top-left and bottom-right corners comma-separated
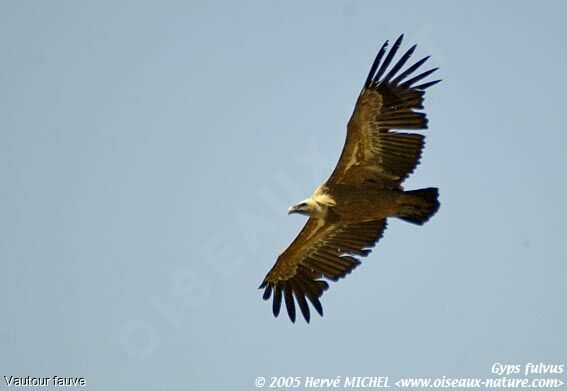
(397, 187, 440, 225)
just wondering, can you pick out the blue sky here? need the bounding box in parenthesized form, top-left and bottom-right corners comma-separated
(1, 1, 566, 390)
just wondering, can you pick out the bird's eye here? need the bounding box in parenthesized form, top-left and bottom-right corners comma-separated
(299, 203, 307, 207)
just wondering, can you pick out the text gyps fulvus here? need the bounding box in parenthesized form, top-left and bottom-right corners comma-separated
(260, 35, 441, 322)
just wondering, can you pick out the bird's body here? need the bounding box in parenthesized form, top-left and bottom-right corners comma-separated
(311, 183, 398, 222)
(260, 35, 441, 323)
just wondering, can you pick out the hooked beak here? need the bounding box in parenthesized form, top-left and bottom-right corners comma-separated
(288, 205, 300, 215)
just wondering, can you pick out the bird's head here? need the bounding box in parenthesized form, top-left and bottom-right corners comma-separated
(288, 198, 322, 217)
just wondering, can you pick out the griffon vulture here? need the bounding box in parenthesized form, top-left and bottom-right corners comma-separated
(259, 35, 441, 323)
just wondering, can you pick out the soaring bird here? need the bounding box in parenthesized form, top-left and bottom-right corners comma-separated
(259, 35, 441, 323)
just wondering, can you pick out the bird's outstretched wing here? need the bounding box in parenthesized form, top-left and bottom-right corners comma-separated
(327, 34, 440, 187)
(260, 218, 387, 323)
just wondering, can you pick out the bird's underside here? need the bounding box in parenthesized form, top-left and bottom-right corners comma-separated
(259, 34, 441, 323)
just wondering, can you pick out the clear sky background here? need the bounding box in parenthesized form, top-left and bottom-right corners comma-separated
(1, 1, 566, 390)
